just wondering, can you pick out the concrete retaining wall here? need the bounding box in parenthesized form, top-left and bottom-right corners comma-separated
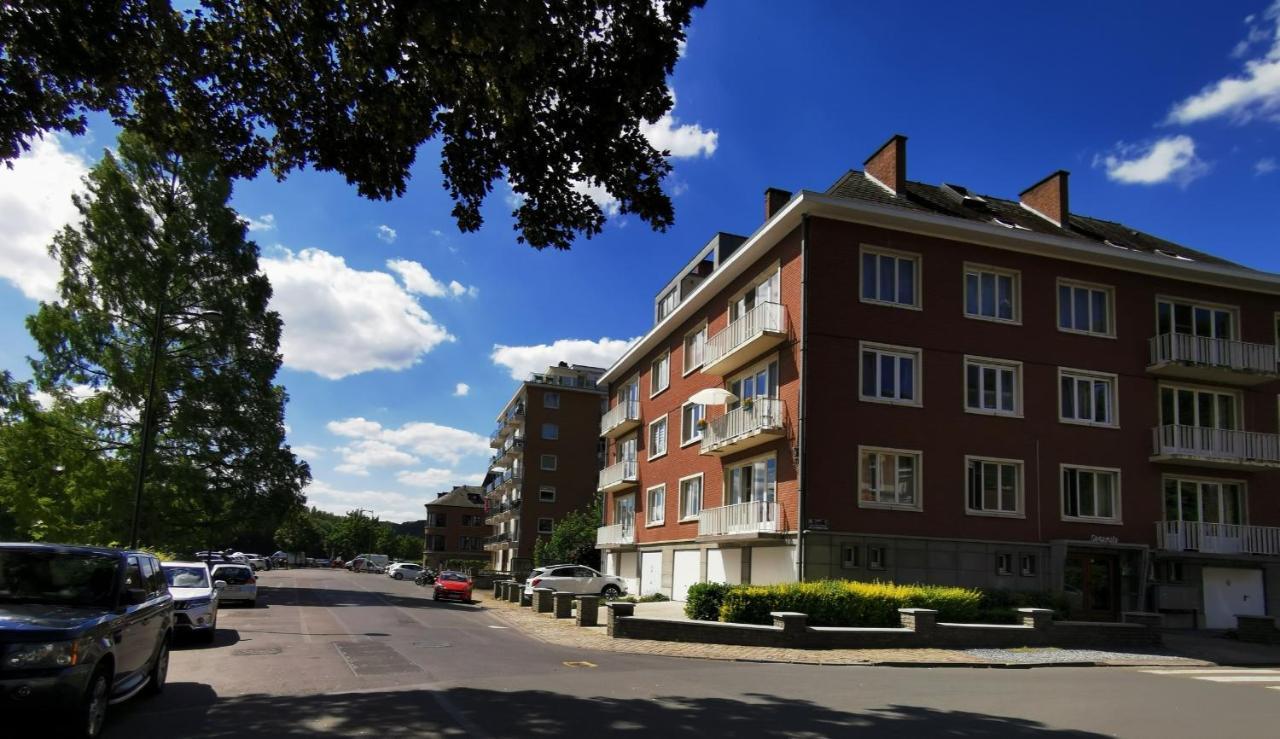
(1238, 615, 1280, 645)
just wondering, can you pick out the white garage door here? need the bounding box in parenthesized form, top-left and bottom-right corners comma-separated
(1203, 567, 1265, 629)
(751, 546, 798, 585)
(618, 552, 639, 595)
(640, 551, 663, 597)
(671, 550, 701, 602)
(706, 548, 742, 585)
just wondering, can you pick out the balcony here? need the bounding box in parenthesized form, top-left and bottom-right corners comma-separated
(697, 500, 783, 540)
(1156, 520, 1280, 556)
(700, 398, 785, 456)
(595, 523, 636, 549)
(1151, 425, 1280, 470)
(1147, 333, 1280, 386)
(701, 302, 787, 377)
(484, 498, 522, 526)
(601, 401, 642, 439)
(500, 403, 525, 430)
(597, 460, 638, 493)
(497, 436, 525, 465)
(483, 532, 516, 551)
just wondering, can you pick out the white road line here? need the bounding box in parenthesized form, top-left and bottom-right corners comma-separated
(1143, 669, 1280, 675)
(1195, 676, 1280, 683)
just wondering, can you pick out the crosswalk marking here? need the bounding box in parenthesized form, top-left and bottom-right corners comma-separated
(1142, 667, 1280, 692)
(1142, 668, 1280, 675)
(1196, 676, 1280, 683)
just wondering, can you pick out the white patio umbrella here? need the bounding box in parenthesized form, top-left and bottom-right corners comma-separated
(687, 388, 738, 406)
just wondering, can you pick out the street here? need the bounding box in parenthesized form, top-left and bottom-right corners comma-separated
(88, 569, 1277, 738)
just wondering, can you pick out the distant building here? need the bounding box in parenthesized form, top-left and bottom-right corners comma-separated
(423, 485, 488, 569)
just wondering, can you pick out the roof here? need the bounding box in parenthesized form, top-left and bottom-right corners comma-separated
(425, 485, 485, 509)
(0, 542, 129, 557)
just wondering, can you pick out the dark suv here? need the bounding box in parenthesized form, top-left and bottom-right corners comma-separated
(0, 543, 174, 738)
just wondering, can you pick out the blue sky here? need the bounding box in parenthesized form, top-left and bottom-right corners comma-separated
(2, 1, 1278, 522)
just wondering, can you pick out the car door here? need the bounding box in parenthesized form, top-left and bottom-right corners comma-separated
(115, 556, 151, 685)
(548, 566, 583, 594)
(138, 556, 169, 660)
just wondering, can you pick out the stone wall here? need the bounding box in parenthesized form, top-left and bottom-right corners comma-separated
(1237, 615, 1280, 645)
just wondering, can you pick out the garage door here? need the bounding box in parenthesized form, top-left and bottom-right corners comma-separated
(707, 549, 742, 585)
(1203, 567, 1265, 629)
(618, 552, 639, 595)
(751, 546, 798, 585)
(671, 550, 701, 602)
(640, 551, 663, 597)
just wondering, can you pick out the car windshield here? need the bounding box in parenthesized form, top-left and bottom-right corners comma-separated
(163, 566, 209, 588)
(439, 572, 467, 582)
(213, 566, 253, 584)
(0, 550, 119, 608)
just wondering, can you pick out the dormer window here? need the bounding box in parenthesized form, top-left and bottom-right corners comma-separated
(656, 287, 678, 322)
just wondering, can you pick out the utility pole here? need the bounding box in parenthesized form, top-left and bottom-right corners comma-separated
(128, 301, 165, 549)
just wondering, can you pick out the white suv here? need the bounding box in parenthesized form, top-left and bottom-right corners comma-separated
(523, 565, 626, 598)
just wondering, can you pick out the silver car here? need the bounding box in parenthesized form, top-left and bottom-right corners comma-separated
(162, 561, 220, 642)
(523, 565, 626, 598)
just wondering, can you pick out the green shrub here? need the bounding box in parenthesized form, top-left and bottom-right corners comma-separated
(638, 592, 670, 603)
(972, 589, 1069, 624)
(685, 581, 731, 621)
(717, 580, 982, 627)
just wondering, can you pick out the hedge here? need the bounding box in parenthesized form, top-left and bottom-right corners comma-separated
(975, 589, 1070, 624)
(684, 581, 731, 621)
(716, 580, 982, 627)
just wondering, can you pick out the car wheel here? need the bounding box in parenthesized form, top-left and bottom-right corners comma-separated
(601, 585, 622, 599)
(432, 592, 439, 601)
(74, 666, 112, 739)
(393, 572, 403, 580)
(249, 598, 258, 608)
(144, 638, 169, 696)
(200, 615, 217, 644)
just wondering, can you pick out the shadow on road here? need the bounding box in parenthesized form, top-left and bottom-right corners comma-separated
(259, 583, 482, 613)
(172, 627, 241, 650)
(105, 685, 1108, 738)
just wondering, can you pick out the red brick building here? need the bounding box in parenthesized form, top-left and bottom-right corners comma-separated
(485, 363, 605, 575)
(596, 134, 1280, 628)
(422, 485, 488, 569)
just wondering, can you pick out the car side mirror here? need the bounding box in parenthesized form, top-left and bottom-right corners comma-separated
(213, 580, 227, 590)
(124, 588, 149, 606)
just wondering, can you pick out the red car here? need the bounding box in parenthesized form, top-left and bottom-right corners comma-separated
(433, 571, 473, 602)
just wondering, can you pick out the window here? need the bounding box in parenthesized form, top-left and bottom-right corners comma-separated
(1020, 554, 1037, 577)
(657, 287, 678, 321)
(861, 246, 920, 308)
(859, 343, 920, 405)
(426, 535, 446, 551)
(964, 357, 1020, 415)
(725, 456, 777, 505)
(1157, 298, 1234, 340)
(537, 517, 554, 534)
(683, 325, 707, 375)
(541, 422, 559, 440)
(1159, 385, 1239, 430)
(1061, 465, 1121, 523)
(964, 264, 1019, 322)
(1059, 369, 1118, 427)
(730, 268, 780, 322)
(543, 392, 560, 409)
(462, 514, 484, 527)
(681, 402, 705, 445)
(539, 485, 557, 503)
(648, 416, 668, 460)
(996, 553, 1013, 576)
(646, 484, 666, 526)
(965, 457, 1022, 516)
(1163, 477, 1244, 525)
(650, 352, 670, 396)
(540, 454, 557, 471)
(1057, 279, 1114, 336)
(460, 536, 483, 552)
(859, 447, 922, 510)
(841, 544, 861, 569)
(679, 474, 703, 520)
(868, 546, 886, 570)
(429, 512, 447, 527)
(1163, 561, 1184, 584)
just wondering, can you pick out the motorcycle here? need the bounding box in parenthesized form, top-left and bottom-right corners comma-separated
(414, 570, 437, 586)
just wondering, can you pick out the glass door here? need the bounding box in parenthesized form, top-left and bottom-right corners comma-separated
(615, 493, 635, 528)
(1159, 387, 1238, 430)
(1063, 553, 1118, 621)
(1158, 299, 1234, 339)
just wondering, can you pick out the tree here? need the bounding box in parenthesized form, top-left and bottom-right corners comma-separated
(326, 510, 381, 558)
(20, 128, 309, 551)
(532, 501, 601, 569)
(0, 0, 704, 249)
(274, 508, 325, 555)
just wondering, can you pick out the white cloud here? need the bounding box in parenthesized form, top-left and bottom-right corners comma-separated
(1256, 157, 1278, 175)
(333, 439, 419, 475)
(303, 480, 428, 523)
(326, 416, 490, 466)
(448, 280, 479, 298)
(0, 135, 89, 301)
(32, 383, 98, 409)
(641, 93, 718, 158)
(241, 213, 276, 232)
(1097, 136, 1209, 186)
(386, 258, 478, 300)
(291, 444, 325, 461)
(571, 180, 621, 218)
(1168, 2, 1280, 124)
(377, 225, 397, 243)
(396, 468, 485, 489)
(260, 247, 455, 379)
(453, 382, 470, 397)
(490, 336, 637, 380)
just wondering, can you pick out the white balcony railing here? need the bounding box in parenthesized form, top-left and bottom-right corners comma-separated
(1149, 333, 1278, 376)
(595, 523, 635, 548)
(702, 302, 785, 371)
(1156, 520, 1280, 556)
(600, 401, 641, 436)
(701, 398, 784, 453)
(698, 500, 780, 538)
(597, 460, 638, 491)
(1152, 425, 1280, 466)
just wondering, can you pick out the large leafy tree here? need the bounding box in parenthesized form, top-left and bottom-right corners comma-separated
(532, 500, 601, 569)
(21, 128, 309, 551)
(0, 0, 704, 249)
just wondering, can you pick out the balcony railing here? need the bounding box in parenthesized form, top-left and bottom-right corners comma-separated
(1156, 520, 1280, 556)
(697, 500, 780, 538)
(483, 532, 516, 551)
(600, 400, 641, 438)
(701, 398, 785, 455)
(484, 498, 522, 525)
(595, 522, 635, 548)
(702, 302, 786, 375)
(1148, 333, 1279, 385)
(597, 460, 638, 492)
(1151, 425, 1280, 468)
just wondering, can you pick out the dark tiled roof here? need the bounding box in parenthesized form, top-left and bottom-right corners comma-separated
(426, 485, 485, 509)
(825, 171, 1242, 269)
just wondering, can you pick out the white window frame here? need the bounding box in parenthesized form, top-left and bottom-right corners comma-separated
(1155, 295, 1238, 340)
(678, 473, 703, 521)
(868, 546, 887, 570)
(963, 355, 1023, 417)
(650, 351, 671, 397)
(680, 401, 705, 446)
(1060, 464, 1122, 524)
(995, 553, 1013, 576)
(1056, 278, 1116, 338)
(964, 455, 1025, 518)
(841, 544, 861, 569)
(858, 446, 923, 511)
(543, 391, 560, 409)
(537, 517, 554, 534)
(541, 422, 559, 440)
(858, 341, 923, 407)
(1058, 367, 1119, 428)
(1019, 554, 1037, 577)
(646, 483, 666, 526)
(963, 262, 1021, 324)
(683, 323, 707, 376)
(1161, 474, 1247, 526)
(540, 454, 558, 471)
(647, 415, 668, 461)
(860, 245, 922, 310)
(538, 485, 556, 503)
(723, 452, 778, 505)
(1158, 381, 1242, 430)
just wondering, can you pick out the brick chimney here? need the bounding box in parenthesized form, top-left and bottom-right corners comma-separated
(764, 188, 792, 220)
(1019, 170, 1070, 227)
(864, 134, 907, 194)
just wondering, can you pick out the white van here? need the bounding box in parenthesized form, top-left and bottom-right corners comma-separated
(354, 553, 390, 572)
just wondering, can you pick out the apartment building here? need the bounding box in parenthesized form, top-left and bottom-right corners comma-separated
(485, 362, 606, 575)
(596, 134, 1280, 628)
(422, 485, 489, 569)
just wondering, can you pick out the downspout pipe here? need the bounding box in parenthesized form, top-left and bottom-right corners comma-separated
(796, 213, 810, 582)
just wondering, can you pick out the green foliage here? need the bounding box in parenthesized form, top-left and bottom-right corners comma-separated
(975, 589, 1070, 624)
(0, 1, 704, 249)
(273, 509, 324, 555)
(717, 581, 983, 627)
(531, 500, 601, 569)
(444, 559, 488, 574)
(684, 581, 732, 621)
(637, 592, 669, 603)
(325, 510, 381, 559)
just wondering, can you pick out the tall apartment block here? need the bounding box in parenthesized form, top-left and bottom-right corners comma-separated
(422, 485, 489, 569)
(595, 134, 1280, 628)
(485, 362, 605, 574)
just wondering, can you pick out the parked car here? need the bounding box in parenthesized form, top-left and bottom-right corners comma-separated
(387, 563, 422, 580)
(432, 571, 473, 602)
(244, 556, 270, 572)
(209, 563, 258, 607)
(353, 553, 389, 573)
(523, 565, 627, 598)
(0, 542, 174, 738)
(161, 561, 221, 643)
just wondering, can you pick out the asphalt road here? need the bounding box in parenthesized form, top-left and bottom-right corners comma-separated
(93, 568, 1277, 738)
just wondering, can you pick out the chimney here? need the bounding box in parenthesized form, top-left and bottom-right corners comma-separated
(1019, 170, 1070, 227)
(764, 188, 792, 220)
(864, 134, 907, 194)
